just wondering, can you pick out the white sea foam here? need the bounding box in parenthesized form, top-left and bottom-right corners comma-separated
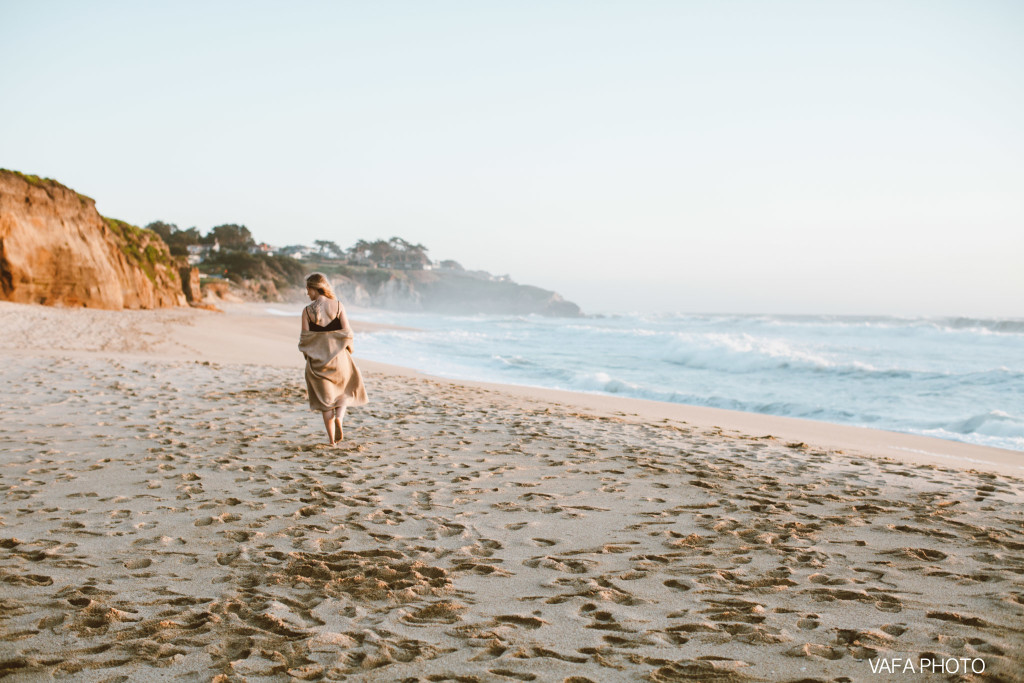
(354, 311, 1024, 452)
(265, 307, 299, 317)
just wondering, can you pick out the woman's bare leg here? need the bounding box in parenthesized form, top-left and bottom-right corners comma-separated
(333, 405, 347, 442)
(321, 410, 336, 445)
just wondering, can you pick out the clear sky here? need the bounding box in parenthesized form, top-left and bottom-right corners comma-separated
(2, 1, 1021, 316)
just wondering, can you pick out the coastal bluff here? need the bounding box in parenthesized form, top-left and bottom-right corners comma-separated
(0, 169, 185, 309)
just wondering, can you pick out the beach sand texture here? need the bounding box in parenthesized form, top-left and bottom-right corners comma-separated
(1, 302, 1022, 681)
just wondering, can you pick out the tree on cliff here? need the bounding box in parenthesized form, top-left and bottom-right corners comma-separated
(386, 237, 429, 266)
(145, 221, 201, 257)
(201, 250, 304, 289)
(145, 221, 177, 242)
(207, 224, 255, 251)
(314, 240, 343, 259)
(346, 237, 429, 266)
(348, 239, 391, 263)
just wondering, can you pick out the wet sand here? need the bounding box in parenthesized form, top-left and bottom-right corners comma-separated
(1, 301, 1022, 681)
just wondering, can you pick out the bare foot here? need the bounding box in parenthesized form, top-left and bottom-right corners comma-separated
(334, 419, 344, 443)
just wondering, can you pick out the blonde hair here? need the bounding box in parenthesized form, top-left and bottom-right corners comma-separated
(305, 272, 336, 299)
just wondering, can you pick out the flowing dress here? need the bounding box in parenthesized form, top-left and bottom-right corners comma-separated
(297, 300, 368, 412)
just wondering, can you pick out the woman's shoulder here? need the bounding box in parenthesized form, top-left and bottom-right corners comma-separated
(303, 298, 344, 321)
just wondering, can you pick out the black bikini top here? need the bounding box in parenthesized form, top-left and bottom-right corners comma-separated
(306, 302, 343, 332)
(309, 317, 343, 332)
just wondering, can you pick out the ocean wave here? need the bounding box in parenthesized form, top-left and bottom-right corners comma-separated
(935, 317, 1024, 335)
(658, 332, 914, 377)
(770, 314, 1024, 337)
(551, 371, 866, 423)
(904, 428, 1024, 453)
(264, 307, 300, 317)
(355, 310, 1024, 452)
(493, 354, 535, 368)
(618, 312, 1024, 336)
(565, 371, 644, 395)
(943, 410, 1024, 439)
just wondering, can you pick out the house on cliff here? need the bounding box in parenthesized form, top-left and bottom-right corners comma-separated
(279, 245, 316, 260)
(248, 242, 276, 256)
(186, 240, 220, 265)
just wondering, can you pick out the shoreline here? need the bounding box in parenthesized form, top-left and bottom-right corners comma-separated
(395, 375, 1024, 478)
(2, 300, 1019, 478)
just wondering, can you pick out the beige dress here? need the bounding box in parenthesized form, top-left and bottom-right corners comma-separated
(298, 299, 368, 412)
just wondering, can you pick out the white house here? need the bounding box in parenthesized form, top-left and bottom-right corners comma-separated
(280, 245, 316, 260)
(186, 241, 220, 265)
(249, 242, 277, 256)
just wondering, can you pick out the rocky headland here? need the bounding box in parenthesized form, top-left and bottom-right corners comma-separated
(322, 267, 582, 317)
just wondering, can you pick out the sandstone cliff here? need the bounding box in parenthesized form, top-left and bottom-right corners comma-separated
(0, 170, 185, 309)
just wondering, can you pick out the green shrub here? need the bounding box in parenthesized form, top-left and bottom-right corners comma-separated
(200, 251, 305, 289)
(102, 216, 175, 284)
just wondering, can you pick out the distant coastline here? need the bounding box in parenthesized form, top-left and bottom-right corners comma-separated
(0, 169, 582, 316)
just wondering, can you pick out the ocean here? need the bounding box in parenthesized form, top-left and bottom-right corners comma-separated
(343, 310, 1024, 452)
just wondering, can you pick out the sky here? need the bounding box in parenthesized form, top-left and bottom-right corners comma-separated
(2, 1, 1022, 316)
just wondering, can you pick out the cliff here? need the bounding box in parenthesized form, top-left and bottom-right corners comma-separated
(0, 170, 185, 309)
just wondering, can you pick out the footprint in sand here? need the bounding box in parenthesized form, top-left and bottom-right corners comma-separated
(797, 615, 820, 630)
(488, 669, 536, 681)
(881, 623, 908, 636)
(494, 615, 546, 629)
(663, 579, 694, 592)
(217, 550, 241, 566)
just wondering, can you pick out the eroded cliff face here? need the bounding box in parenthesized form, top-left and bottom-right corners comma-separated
(0, 170, 185, 309)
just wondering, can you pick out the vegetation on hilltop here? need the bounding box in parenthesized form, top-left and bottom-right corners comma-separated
(347, 237, 429, 266)
(147, 221, 254, 257)
(0, 168, 94, 204)
(201, 250, 305, 290)
(144, 223, 440, 286)
(1, 168, 58, 187)
(103, 217, 177, 285)
(301, 261, 389, 287)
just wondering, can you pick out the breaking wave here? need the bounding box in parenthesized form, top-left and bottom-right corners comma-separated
(354, 311, 1024, 452)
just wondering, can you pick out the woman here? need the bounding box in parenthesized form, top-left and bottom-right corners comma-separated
(298, 273, 368, 445)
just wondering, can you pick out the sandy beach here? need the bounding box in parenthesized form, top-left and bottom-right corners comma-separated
(1, 301, 1022, 682)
